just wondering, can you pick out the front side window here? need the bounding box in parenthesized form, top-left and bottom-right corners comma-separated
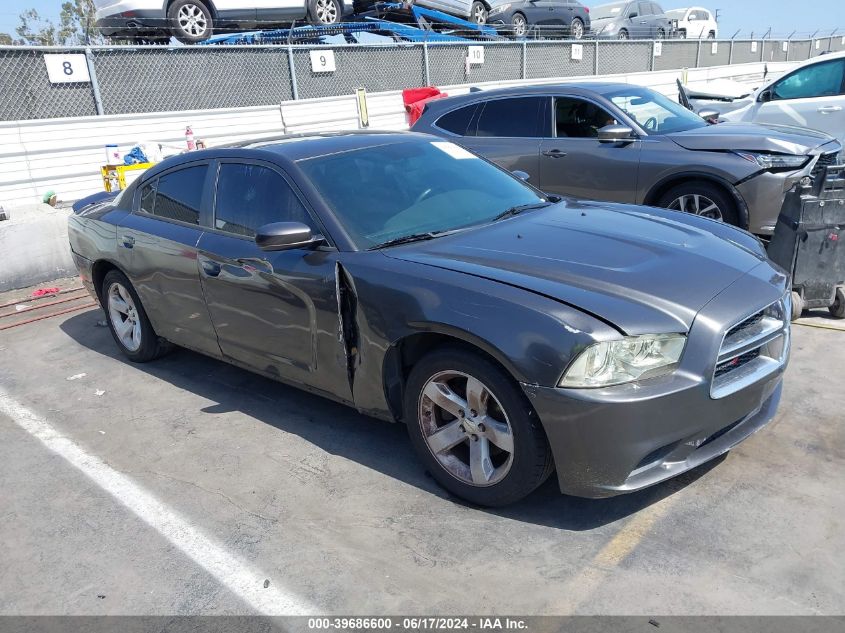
(554, 97, 618, 138)
(150, 165, 207, 225)
(607, 86, 708, 135)
(214, 163, 313, 238)
(773, 60, 845, 101)
(475, 97, 544, 138)
(298, 140, 544, 249)
(637, 2, 652, 16)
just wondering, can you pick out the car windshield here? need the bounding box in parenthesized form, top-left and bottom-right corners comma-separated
(297, 139, 545, 249)
(591, 2, 627, 19)
(606, 86, 708, 135)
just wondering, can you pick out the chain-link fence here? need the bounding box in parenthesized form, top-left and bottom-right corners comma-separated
(1, 34, 842, 121)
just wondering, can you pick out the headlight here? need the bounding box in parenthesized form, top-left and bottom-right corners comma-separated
(488, 4, 511, 16)
(734, 151, 808, 172)
(560, 334, 686, 388)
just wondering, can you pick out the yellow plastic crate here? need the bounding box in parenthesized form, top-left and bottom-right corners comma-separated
(101, 163, 154, 192)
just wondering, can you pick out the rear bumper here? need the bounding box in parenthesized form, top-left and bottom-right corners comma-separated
(70, 249, 99, 304)
(95, 10, 167, 36)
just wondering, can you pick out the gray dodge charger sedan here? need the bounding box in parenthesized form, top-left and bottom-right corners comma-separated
(69, 132, 790, 506)
(412, 83, 842, 236)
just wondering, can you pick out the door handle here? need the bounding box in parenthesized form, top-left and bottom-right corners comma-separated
(201, 260, 222, 277)
(818, 106, 842, 113)
(542, 149, 567, 158)
(121, 235, 135, 248)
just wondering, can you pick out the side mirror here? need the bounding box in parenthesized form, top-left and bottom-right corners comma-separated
(628, 12, 638, 19)
(759, 89, 773, 103)
(698, 108, 720, 122)
(512, 170, 531, 181)
(255, 221, 319, 251)
(598, 124, 636, 143)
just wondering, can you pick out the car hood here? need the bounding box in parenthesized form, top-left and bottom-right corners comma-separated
(590, 17, 620, 29)
(667, 121, 837, 154)
(383, 201, 770, 335)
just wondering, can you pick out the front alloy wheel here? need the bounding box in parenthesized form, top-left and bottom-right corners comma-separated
(668, 193, 724, 221)
(404, 347, 554, 506)
(419, 370, 515, 487)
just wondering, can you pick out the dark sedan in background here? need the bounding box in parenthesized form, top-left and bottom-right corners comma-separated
(412, 83, 842, 235)
(591, 0, 671, 39)
(69, 132, 790, 506)
(487, 0, 591, 38)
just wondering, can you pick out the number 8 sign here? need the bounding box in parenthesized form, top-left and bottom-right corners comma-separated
(44, 54, 91, 84)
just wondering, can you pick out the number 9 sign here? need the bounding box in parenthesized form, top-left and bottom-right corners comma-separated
(310, 50, 336, 73)
(44, 54, 91, 84)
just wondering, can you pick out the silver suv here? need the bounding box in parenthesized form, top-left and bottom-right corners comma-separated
(412, 83, 843, 236)
(94, 0, 353, 44)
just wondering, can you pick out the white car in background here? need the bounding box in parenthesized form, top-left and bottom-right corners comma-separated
(665, 6, 717, 39)
(722, 51, 845, 146)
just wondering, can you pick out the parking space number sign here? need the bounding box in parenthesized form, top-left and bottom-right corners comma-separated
(44, 54, 90, 84)
(571, 44, 583, 61)
(310, 50, 336, 73)
(467, 46, 484, 65)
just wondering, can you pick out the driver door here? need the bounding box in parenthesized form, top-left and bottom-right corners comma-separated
(196, 159, 349, 400)
(538, 95, 641, 202)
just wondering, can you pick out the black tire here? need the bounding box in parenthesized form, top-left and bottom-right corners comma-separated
(102, 270, 169, 363)
(511, 12, 527, 38)
(470, 1, 488, 25)
(569, 17, 585, 40)
(308, 0, 342, 25)
(404, 346, 554, 507)
(617, 29, 629, 40)
(167, 0, 213, 44)
(657, 180, 740, 227)
(708, 31, 716, 39)
(656, 28, 665, 39)
(829, 287, 845, 319)
(791, 290, 804, 321)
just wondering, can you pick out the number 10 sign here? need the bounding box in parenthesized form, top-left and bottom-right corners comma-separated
(43, 54, 90, 84)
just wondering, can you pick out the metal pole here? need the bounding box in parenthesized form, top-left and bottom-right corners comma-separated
(287, 43, 299, 100)
(424, 33, 431, 85)
(521, 40, 526, 80)
(594, 39, 599, 75)
(696, 38, 701, 67)
(728, 39, 734, 65)
(84, 47, 103, 116)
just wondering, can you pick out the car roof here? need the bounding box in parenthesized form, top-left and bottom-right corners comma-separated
(229, 130, 435, 161)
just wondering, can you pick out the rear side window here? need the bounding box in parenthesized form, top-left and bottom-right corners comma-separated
(435, 104, 477, 136)
(214, 163, 314, 237)
(637, 2, 652, 15)
(139, 182, 156, 215)
(150, 165, 207, 225)
(475, 98, 544, 138)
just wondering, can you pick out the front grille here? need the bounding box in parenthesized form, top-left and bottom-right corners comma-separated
(714, 348, 761, 378)
(812, 151, 841, 178)
(710, 298, 789, 399)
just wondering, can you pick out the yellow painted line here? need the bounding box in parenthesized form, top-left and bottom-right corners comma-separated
(560, 494, 681, 613)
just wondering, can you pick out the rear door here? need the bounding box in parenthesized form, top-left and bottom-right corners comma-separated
(635, 1, 653, 37)
(457, 96, 546, 180)
(196, 159, 347, 398)
(119, 162, 221, 356)
(538, 95, 641, 201)
(753, 58, 845, 145)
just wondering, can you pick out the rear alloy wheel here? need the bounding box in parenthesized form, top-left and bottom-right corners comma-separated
(658, 181, 740, 227)
(656, 28, 666, 39)
(569, 17, 585, 40)
(471, 1, 488, 25)
(511, 13, 527, 37)
(309, 0, 341, 25)
(405, 347, 554, 506)
(102, 270, 169, 363)
(168, 0, 213, 44)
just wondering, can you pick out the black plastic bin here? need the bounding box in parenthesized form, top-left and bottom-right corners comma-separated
(767, 163, 845, 321)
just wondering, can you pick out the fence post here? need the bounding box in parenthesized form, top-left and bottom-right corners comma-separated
(695, 39, 701, 68)
(649, 40, 655, 72)
(521, 40, 527, 80)
(423, 40, 431, 85)
(728, 39, 734, 65)
(84, 47, 104, 116)
(287, 43, 299, 100)
(594, 39, 599, 75)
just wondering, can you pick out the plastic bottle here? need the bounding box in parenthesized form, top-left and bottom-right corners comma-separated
(186, 126, 196, 151)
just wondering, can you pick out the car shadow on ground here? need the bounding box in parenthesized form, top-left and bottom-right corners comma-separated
(60, 310, 723, 532)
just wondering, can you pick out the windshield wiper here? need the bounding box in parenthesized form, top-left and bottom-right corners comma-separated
(369, 232, 442, 250)
(492, 201, 552, 222)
